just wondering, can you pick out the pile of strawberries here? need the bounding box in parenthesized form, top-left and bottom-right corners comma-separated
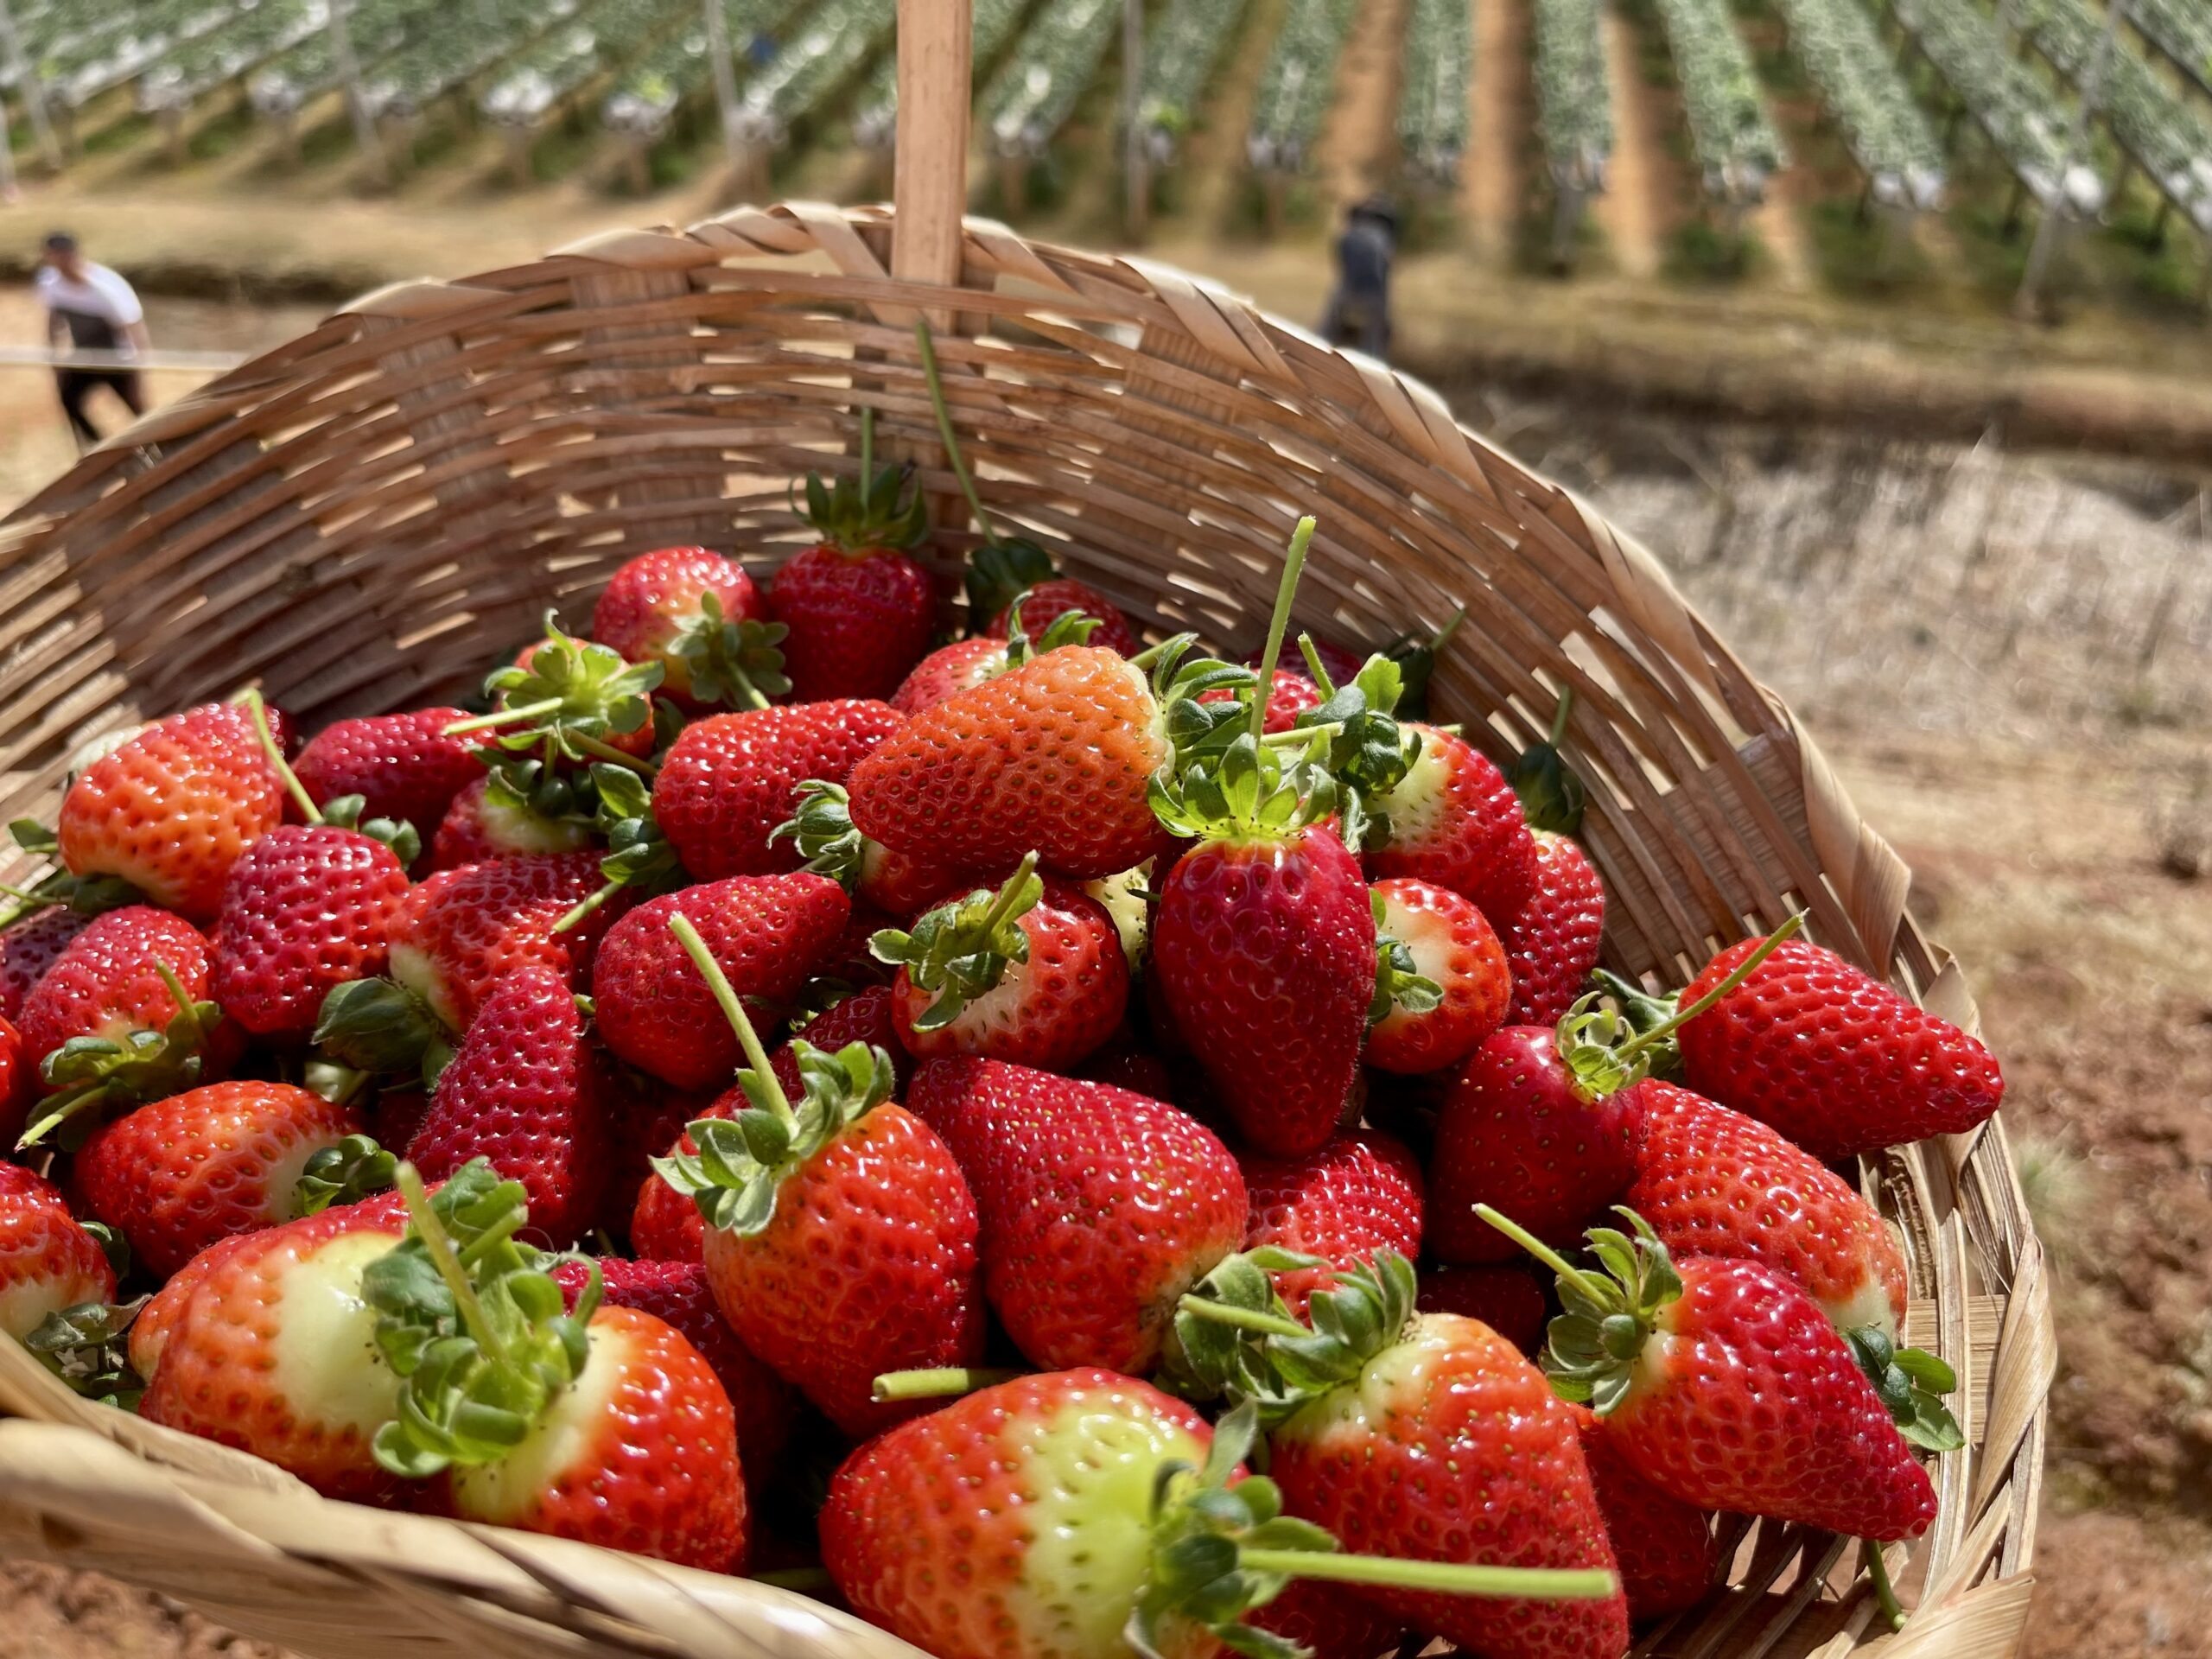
(0, 344, 2011, 1659)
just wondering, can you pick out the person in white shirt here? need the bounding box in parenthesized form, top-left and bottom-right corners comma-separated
(35, 232, 149, 449)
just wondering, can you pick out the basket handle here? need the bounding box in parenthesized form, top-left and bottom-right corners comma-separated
(891, 0, 973, 290)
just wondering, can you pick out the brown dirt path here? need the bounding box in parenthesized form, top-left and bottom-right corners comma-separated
(1314, 0, 1408, 211)
(1589, 9, 1670, 276)
(1465, 0, 1526, 259)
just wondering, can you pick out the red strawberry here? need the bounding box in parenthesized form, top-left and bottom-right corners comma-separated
(907, 1056, 1247, 1373)
(1198, 668, 1325, 734)
(1240, 1130, 1424, 1317)
(879, 858, 1128, 1071)
(985, 576, 1142, 657)
(56, 702, 289, 920)
(1626, 1080, 1910, 1338)
(1416, 1264, 1549, 1355)
(655, 700, 904, 880)
(629, 1107, 723, 1263)
(1077, 1025, 1179, 1098)
(386, 853, 610, 1032)
(1501, 832, 1606, 1027)
(591, 546, 766, 709)
(1677, 933, 2005, 1159)
(0, 1016, 28, 1146)
(891, 636, 1009, 714)
(1501, 1211, 1939, 1540)
(429, 774, 594, 869)
(1367, 876, 1511, 1074)
(0, 909, 86, 1020)
(766, 463, 935, 702)
(551, 1255, 798, 1481)
(211, 825, 410, 1039)
(1568, 1404, 1719, 1623)
(75, 1081, 363, 1278)
(772, 780, 976, 918)
(850, 644, 1228, 881)
(0, 1164, 116, 1341)
(767, 983, 908, 1098)
(372, 1087, 431, 1155)
(1153, 816, 1376, 1160)
(1244, 1583, 1405, 1659)
(140, 1202, 410, 1499)
(291, 708, 480, 848)
(591, 874, 850, 1090)
(1365, 724, 1540, 921)
(404, 966, 602, 1244)
(655, 917, 986, 1434)
(596, 1067, 714, 1241)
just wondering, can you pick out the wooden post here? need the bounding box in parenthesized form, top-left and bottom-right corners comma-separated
(893, 0, 972, 308)
(703, 0, 742, 171)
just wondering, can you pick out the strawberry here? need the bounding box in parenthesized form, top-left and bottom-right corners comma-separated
(654, 914, 986, 1434)
(772, 780, 976, 918)
(1152, 762, 1376, 1158)
(385, 853, 611, 1032)
(0, 1164, 116, 1341)
(365, 1162, 747, 1570)
(140, 1200, 410, 1500)
(211, 826, 410, 1039)
(1173, 1253, 1628, 1659)
(823, 1364, 1595, 1659)
(1676, 932, 2005, 1160)
(448, 613, 666, 778)
(766, 459, 934, 702)
(1627, 1080, 1909, 1339)
(1243, 1583, 1405, 1659)
(909, 1054, 1248, 1373)
(291, 708, 481, 851)
(429, 774, 594, 869)
(1416, 1264, 1548, 1355)
(550, 1255, 798, 1483)
(75, 1081, 363, 1278)
(404, 966, 603, 1245)
(984, 576, 1142, 657)
(1367, 876, 1511, 1074)
(56, 702, 289, 920)
(592, 545, 773, 710)
(849, 640, 1248, 881)
(0, 1016, 28, 1146)
(1077, 1024, 1179, 1098)
(1493, 1208, 1939, 1541)
(1568, 1404, 1719, 1623)
(17, 906, 233, 1148)
(591, 874, 850, 1090)
(891, 636, 1008, 714)
(655, 700, 904, 880)
(1240, 1130, 1423, 1317)
(876, 856, 1128, 1071)
(1365, 723, 1539, 921)
(0, 909, 86, 1020)
(1500, 832, 1606, 1027)
(1199, 668, 1325, 734)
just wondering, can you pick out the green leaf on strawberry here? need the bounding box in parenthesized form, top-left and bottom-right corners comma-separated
(22, 962, 225, 1150)
(454, 613, 664, 773)
(870, 853, 1044, 1031)
(770, 779, 871, 892)
(295, 1133, 398, 1217)
(1847, 1325, 1967, 1453)
(315, 793, 423, 869)
(798, 460, 930, 554)
(23, 1296, 149, 1409)
(963, 537, 1058, 621)
(1508, 689, 1588, 836)
(669, 588, 791, 711)
(550, 763, 684, 935)
(313, 976, 455, 1091)
(0, 820, 146, 931)
(1291, 639, 1424, 855)
(1370, 891, 1444, 1024)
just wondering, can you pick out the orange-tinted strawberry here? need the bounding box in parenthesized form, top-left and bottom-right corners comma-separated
(890, 636, 1008, 714)
(291, 708, 480, 852)
(655, 700, 904, 880)
(772, 780, 977, 918)
(1415, 1264, 1549, 1356)
(1626, 1080, 1910, 1338)
(1501, 832, 1606, 1027)
(0, 909, 86, 1020)
(1677, 933, 2005, 1160)
(766, 461, 935, 702)
(984, 577, 1141, 657)
(1198, 668, 1325, 734)
(0, 1164, 115, 1341)
(57, 703, 288, 920)
(592, 874, 850, 1090)
(1567, 1404, 1719, 1623)
(1367, 876, 1512, 1074)
(386, 854, 610, 1032)
(879, 859, 1128, 1071)
(1240, 1130, 1424, 1317)
(429, 774, 594, 870)
(212, 825, 410, 1039)
(592, 546, 767, 710)
(404, 966, 603, 1245)
(1365, 724, 1540, 921)
(908, 1056, 1247, 1373)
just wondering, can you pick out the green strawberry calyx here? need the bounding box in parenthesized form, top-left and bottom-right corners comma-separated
(553, 763, 683, 936)
(668, 588, 790, 712)
(450, 613, 664, 775)
(364, 1160, 601, 1479)
(1846, 1325, 1966, 1452)
(23, 1294, 150, 1409)
(652, 912, 899, 1238)
(1368, 607, 1464, 724)
(21, 961, 225, 1151)
(793, 420, 930, 556)
(1001, 597, 1101, 664)
(1284, 634, 1424, 855)
(769, 779, 875, 893)
(1478, 1205, 1681, 1415)
(295, 1132, 398, 1217)
(1506, 687, 1588, 836)
(869, 853, 1043, 1030)
(963, 537, 1058, 621)
(313, 976, 457, 1092)
(1369, 892, 1444, 1025)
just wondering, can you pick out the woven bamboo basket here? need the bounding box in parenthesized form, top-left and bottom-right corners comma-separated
(0, 4, 2051, 1655)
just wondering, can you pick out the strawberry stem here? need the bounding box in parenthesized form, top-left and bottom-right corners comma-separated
(975, 851, 1040, 936)
(668, 912, 793, 1125)
(860, 404, 874, 485)
(1176, 1294, 1313, 1341)
(1126, 639, 1173, 671)
(1861, 1540, 1907, 1631)
(149, 959, 206, 1051)
(551, 880, 620, 937)
(914, 318, 1001, 546)
(1547, 687, 1573, 747)
(871, 1365, 1024, 1402)
(443, 698, 564, 737)
(1250, 518, 1317, 744)
(1612, 912, 1806, 1063)
(1472, 1205, 1611, 1305)
(392, 1162, 512, 1370)
(569, 732, 657, 775)
(241, 689, 321, 824)
(1239, 1550, 1618, 1602)
(1296, 632, 1338, 696)
(1260, 721, 1342, 746)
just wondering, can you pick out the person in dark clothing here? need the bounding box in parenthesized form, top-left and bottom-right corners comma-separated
(1320, 195, 1399, 359)
(35, 232, 149, 449)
